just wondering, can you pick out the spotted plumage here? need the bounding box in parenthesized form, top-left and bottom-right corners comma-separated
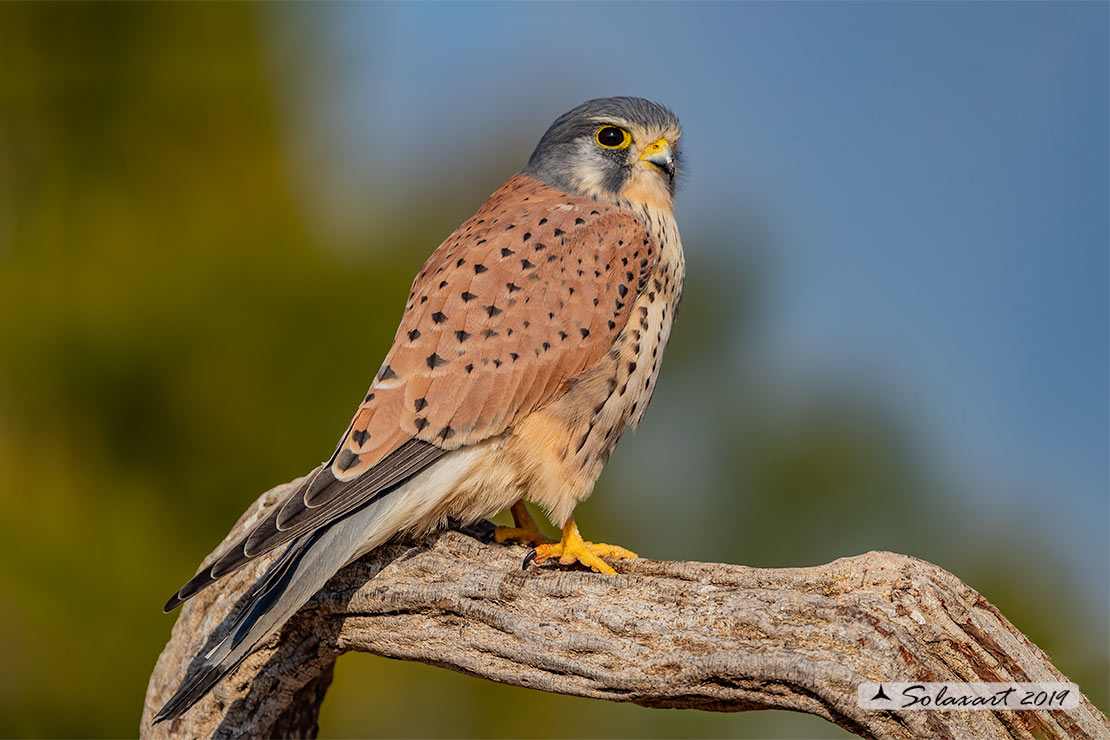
(156, 96, 685, 724)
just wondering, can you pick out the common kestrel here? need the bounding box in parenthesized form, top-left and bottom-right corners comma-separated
(155, 96, 684, 723)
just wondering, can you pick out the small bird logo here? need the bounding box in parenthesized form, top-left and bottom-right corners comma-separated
(156, 97, 685, 723)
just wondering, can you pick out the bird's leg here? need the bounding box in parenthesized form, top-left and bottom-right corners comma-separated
(528, 517, 637, 575)
(493, 500, 557, 547)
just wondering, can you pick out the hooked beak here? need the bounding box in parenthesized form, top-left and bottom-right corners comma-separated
(640, 138, 676, 181)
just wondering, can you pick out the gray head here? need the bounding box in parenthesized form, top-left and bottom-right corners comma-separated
(522, 97, 682, 212)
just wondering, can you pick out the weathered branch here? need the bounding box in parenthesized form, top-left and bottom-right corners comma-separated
(142, 478, 1109, 739)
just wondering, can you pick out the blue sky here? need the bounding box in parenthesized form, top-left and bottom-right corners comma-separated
(260, 2, 1107, 600)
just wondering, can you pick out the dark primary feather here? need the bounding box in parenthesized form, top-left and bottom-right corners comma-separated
(163, 438, 444, 613)
(154, 529, 325, 723)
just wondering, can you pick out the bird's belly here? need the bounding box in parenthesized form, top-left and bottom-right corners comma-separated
(503, 246, 685, 525)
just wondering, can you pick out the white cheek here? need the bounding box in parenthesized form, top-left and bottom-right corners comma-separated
(569, 139, 611, 197)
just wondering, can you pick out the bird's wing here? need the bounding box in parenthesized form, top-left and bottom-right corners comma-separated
(165, 175, 657, 611)
(328, 174, 658, 467)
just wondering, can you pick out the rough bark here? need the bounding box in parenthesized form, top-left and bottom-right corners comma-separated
(142, 478, 1109, 739)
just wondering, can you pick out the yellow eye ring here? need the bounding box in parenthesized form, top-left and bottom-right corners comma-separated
(595, 126, 631, 150)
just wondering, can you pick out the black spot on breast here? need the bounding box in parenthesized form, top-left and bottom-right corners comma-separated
(534, 242, 547, 251)
(485, 305, 502, 318)
(455, 330, 471, 343)
(482, 328, 499, 339)
(431, 311, 448, 324)
(553, 228, 565, 237)
(618, 284, 628, 298)
(628, 361, 638, 374)
(420, 296, 428, 304)
(408, 329, 421, 341)
(521, 259, 534, 270)
(542, 342, 551, 351)
(522, 232, 531, 241)
(439, 280, 448, 289)
(506, 282, 521, 293)
(538, 217, 548, 225)
(474, 264, 487, 274)
(608, 320, 616, 330)
(465, 363, 474, 373)
(426, 353, 446, 369)
(558, 331, 568, 340)
(575, 217, 584, 225)
(501, 247, 514, 257)
(457, 258, 465, 267)
(575, 431, 589, 453)
(414, 397, 428, 411)
(461, 291, 477, 302)
(580, 328, 590, 339)
(510, 352, 519, 361)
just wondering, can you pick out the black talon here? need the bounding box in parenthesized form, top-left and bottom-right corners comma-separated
(448, 517, 497, 543)
(522, 549, 538, 570)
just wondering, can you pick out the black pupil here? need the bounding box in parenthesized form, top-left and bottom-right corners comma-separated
(598, 127, 624, 147)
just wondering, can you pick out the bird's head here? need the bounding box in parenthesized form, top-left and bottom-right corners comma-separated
(522, 97, 682, 214)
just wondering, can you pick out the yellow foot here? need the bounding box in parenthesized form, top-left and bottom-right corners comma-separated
(528, 517, 637, 575)
(494, 500, 557, 547)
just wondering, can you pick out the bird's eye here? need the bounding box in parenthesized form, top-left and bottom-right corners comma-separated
(595, 126, 631, 150)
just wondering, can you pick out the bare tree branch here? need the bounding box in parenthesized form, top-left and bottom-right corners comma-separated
(142, 478, 1109, 739)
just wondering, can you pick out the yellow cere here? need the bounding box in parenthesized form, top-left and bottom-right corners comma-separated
(640, 138, 670, 160)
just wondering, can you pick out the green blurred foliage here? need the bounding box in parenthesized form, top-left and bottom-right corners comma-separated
(0, 4, 1102, 738)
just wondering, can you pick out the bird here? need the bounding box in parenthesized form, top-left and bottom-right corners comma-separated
(154, 96, 685, 723)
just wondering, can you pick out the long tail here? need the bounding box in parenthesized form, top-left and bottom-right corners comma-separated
(153, 489, 410, 724)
